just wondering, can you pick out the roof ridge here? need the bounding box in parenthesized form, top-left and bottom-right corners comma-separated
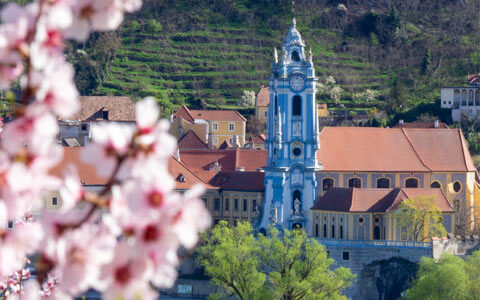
(401, 128, 431, 171)
(170, 155, 208, 184)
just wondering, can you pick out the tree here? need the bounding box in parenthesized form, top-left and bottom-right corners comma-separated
(237, 90, 255, 107)
(405, 254, 469, 300)
(405, 251, 480, 300)
(197, 222, 354, 300)
(197, 221, 266, 300)
(388, 75, 407, 113)
(329, 86, 344, 105)
(246, 115, 266, 136)
(421, 48, 431, 75)
(396, 195, 447, 242)
(257, 227, 355, 300)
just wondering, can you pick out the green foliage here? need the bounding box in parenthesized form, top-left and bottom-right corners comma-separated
(197, 222, 354, 300)
(458, 116, 480, 155)
(129, 20, 140, 31)
(421, 49, 431, 75)
(396, 195, 447, 242)
(196, 221, 266, 300)
(405, 251, 480, 300)
(257, 227, 355, 300)
(388, 75, 407, 113)
(145, 19, 162, 33)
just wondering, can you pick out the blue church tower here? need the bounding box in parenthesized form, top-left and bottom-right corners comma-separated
(258, 18, 322, 236)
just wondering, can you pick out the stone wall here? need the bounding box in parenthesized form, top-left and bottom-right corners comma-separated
(432, 235, 480, 259)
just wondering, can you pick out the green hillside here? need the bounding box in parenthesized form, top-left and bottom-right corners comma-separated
(68, 0, 480, 117)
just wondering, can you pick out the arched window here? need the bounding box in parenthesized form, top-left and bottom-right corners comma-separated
(469, 90, 474, 105)
(376, 178, 390, 188)
(323, 224, 327, 238)
(476, 90, 480, 106)
(340, 225, 344, 239)
(274, 95, 278, 115)
(358, 226, 365, 240)
(292, 190, 301, 209)
(348, 177, 362, 188)
(462, 90, 467, 106)
(315, 224, 319, 237)
(373, 226, 381, 240)
(291, 50, 300, 62)
(431, 181, 441, 189)
(405, 178, 419, 188)
(454, 89, 461, 105)
(331, 225, 335, 238)
(322, 178, 334, 192)
(292, 95, 301, 116)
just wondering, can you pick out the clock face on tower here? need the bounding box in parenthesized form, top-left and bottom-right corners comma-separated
(290, 75, 304, 91)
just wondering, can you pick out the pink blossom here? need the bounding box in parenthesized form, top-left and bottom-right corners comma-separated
(172, 185, 211, 249)
(30, 57, 79, 118)
(52, 223, 115, 295)
(81, 123, 134, 178)
(99, 241, 156, 300)
(64, 0, 124, 42)
(136, 97, 159, 134)
(58, 165, 84, 212)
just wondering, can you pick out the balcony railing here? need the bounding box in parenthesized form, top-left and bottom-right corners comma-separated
(315, 238, 432, 249)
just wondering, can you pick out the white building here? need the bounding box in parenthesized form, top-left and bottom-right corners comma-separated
(441, 74, 480, 122)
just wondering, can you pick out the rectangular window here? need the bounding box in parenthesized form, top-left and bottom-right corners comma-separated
(340, 225, 344, 239)
(214, 198, 220, 211)
(212, 122, 218, 131)
(81, 124, 88, 131)
(252, 200, 257, 212)
(7, 220, 13, 229)
(229, 123, 235, 131)
(234, 199, 238, 211)
(264, 111, 268, 118)
(323, 224, 327, 238)
(52, 197, 58, 206)
(331, 225, 335, 238)
(243, 199, 247, 212)
(225, 199, 230, 211)
(315, 224, 319, 237)
(102, 111, 109, 120)
(342, 251, 350, 260)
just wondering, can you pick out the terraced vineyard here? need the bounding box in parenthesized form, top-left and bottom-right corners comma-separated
(98, 23, 391, 113)
(91, 0, 478, 117)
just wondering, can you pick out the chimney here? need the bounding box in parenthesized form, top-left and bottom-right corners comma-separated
(174, 148, 180, 161)
(208, 132, 213, 146)
(434, 120, 439, 128)
(399, 119, 404, 125)
(232, 135, 240, 148)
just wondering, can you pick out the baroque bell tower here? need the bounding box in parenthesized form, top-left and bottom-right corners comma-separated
(258, 18, 322, 235)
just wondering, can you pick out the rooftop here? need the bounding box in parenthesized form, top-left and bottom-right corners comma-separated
(173, 105, 246, 122)
(313, 187, 454, 213)
(256, 85, 270, 107)
(62, 96, 136, 122)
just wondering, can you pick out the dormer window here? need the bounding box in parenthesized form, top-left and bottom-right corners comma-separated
(102, 111, 109, 120)
(291, 51, 300, 62)
(178, 174, 185, 183)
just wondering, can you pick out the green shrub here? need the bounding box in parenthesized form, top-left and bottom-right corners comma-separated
(146, 19, 162, 33)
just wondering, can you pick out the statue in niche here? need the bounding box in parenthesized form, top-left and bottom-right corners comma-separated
(282, 48, 288, 62)
(294, 198, 302, 214)
(274, 47, 278, 64)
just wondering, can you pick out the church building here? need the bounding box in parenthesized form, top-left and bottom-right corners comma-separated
(258, 18, 321, 235)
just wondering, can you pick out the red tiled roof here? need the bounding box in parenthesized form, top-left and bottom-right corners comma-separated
(168, 156, 209, 189)
(189, 109, 246, 122)
(173, 105, 246, 122)
(256, 85, 270, 107)
(63, 96, 136, 122)
(177, 130, 208, 150)
(179, 148, 267, 172)
(50, 148, 209, 189)
(317, 127, 476, 172)
(209, 171, 265, 191)
(468, 73, 480, 85)
(393, 121, 449, 129)
(313, 187, 454, 213)
(50, 147, 108, 185)
(248, 134, 266, 144)
(173, 105, 195, 123)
